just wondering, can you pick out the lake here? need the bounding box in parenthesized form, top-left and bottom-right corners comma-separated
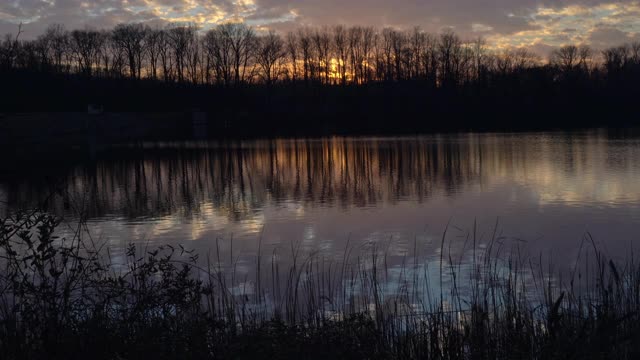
(2, 130, 640, 277)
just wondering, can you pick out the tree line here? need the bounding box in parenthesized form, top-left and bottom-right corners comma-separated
(2, 22, 640, 88)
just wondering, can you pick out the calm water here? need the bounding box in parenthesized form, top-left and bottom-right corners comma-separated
(2, 131, 640, 273)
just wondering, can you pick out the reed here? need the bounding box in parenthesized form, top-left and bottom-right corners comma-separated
(1, 210, 639, 359)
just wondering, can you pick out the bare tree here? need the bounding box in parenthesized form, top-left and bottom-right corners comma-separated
(167, 24, 198, 83)
(471, 37, 487, 80)
(347, 26, 375, 84)
(495, 49, 513, 75)
(145, 28, 162, 80)
(7, 21, 640, 91)
(438, 30, 462, 87)
(313, 28, 331, 84)
(380, 28, 395, 81)
(112, 23, 148, 79)
(204, 26, 233, 86)
(33, 30, 54, 70)
(157, 29, 173, 82)
(42, 24, 69, 71)
(256, 31, 285, 85)
(285, 32, 299, 82)
(222, 23, 256, 85)
(551, 45, 579, 72)
(407, 27, 426, 80)
(70, 28, 102, 76)
(298, 28, 312, 83)
(361, 27, 376, 83)
(630, 42, 640, 64)
(420, 33, 438, 87)
(347, 27, 362, 84)
(333, 25, 347, 85)
(184, 26, 201, 84)
(578, 45, 593, 73)
(602, 45, 630, 74)
(390, 29, 406, 81)
(513, 48, 539, 71)
(0, 23, 23, 70)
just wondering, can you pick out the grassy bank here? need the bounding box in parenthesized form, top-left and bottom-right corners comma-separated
(1, 210, 639, 359)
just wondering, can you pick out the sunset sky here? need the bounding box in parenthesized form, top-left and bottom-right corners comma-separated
(2, 0, 640, 55)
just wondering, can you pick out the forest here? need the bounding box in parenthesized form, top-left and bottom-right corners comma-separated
(2, 22, 640, 133)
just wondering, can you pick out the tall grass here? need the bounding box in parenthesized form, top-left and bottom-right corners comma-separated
(1, 210, 639, 359)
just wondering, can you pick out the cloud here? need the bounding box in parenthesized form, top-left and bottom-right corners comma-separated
(588, 24, 640, 47)
(486, 1, 640, 53)
(1, 0, 639, 56)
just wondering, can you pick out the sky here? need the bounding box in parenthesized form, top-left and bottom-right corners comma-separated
(1, 0, 640, 55)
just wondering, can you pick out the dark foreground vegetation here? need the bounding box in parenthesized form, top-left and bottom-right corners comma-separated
(1, 209, 640, 359)
(2, 23, 640, 134)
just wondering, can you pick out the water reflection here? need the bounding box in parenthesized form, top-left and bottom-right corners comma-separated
(1, 132, 640, 266)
